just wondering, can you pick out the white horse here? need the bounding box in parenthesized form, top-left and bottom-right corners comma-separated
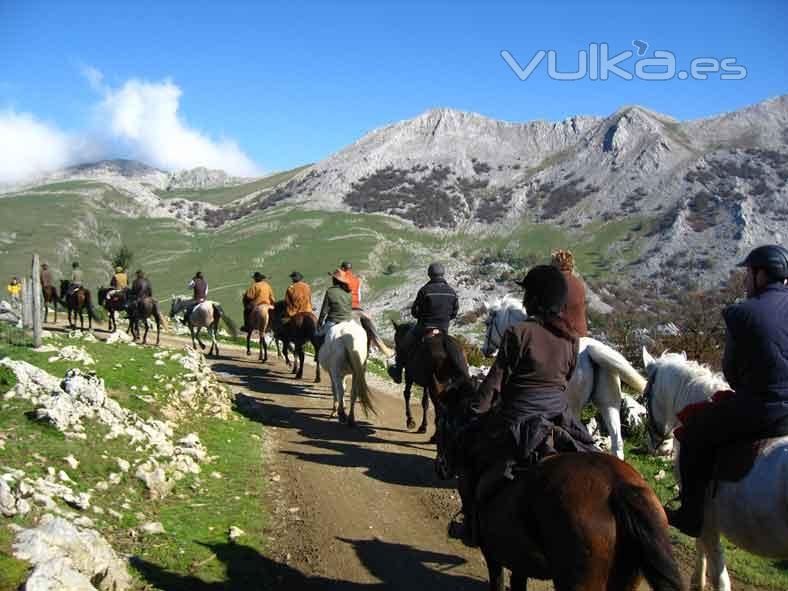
(170, 295, 237, 357)
(642, 349, 788, 591)
(317, 320, 373, 426)
(482, 295, 647, 459)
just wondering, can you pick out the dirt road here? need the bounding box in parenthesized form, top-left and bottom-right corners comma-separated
(211, 353, 512, 590)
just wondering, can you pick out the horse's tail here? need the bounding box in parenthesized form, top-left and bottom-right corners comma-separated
(609, 484, 684, 591)
(214, 304, 239, 338)
(84, 291, 96, 320)
(360, 315, 394, 357)
(584, 338, 647, 394)
(343, 333, 375, 416)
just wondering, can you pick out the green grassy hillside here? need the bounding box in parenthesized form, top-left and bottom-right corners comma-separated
(0, 179, 652, 320)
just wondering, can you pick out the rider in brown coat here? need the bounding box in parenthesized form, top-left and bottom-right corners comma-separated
(551, 249, 588, 337)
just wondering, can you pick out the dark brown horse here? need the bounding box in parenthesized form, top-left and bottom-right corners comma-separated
(98, 287, 128, 333)
(435, 383, 684, 591)
(42, 284, 59, 323)
(59, 280, 95, 331)
(128, 296, 163, 345)
(269, 301, 321, 381)
(392, 321, 469, 439)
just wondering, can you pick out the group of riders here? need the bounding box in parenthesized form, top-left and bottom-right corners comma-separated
(28, 243, 788, 546)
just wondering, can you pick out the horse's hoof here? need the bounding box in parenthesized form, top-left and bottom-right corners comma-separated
(338, 411, 347, 423)
(295, 373, 303, 380)
(428, 433, 438, 444)
(314, 377, 321, 384)
(347, 417, 356, 428)
(199, 343, 206, 350)
(416, 425, 427, 434)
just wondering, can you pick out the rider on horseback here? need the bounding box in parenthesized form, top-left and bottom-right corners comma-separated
(106, 266, 129, 303)
(666, 244, 788, 537)
(67, 261, 83, 297)
(241, 272, 275, 331)
(387, 262, 461, 384)
(317, 269, 353, 333)
(183, 271, 207, 317)
(340, 261, 388, 354)
(283, 271, 313, 324)
(457, 265, 595, 546)
(552, 249, 588, 337)
(40, 264, 53, 290)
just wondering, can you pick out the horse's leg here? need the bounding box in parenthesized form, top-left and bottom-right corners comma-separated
(596, 368, 625, 459)
(692, 536, 708, 591)
(510, 574, 528, 591)
(404, 376, 415, 430)
(155, 312, 161, 346)
(142, 318, 149, 345)
(417, 383, 430, 434)
(190, 324, 200, 349)
(332, 368, 346, 423)
(699, 502, 730, 591)
(295, 344, 305, 379)
(211, 318, 220, 356)
(427, 383, 439, 443)
(246, 329, 252, 356)
(482, 550, 505, 591)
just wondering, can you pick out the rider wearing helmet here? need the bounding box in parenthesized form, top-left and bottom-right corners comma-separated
(666, 244, 788, 537)
(387, 262, 460, 384)
(456, 265, 594, 546)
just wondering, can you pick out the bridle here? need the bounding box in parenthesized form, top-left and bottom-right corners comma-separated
(483, 309, 504, 356)
(642, 369, 673, 448)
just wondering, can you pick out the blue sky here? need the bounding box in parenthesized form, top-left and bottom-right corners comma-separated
(1, 0, 786, 179)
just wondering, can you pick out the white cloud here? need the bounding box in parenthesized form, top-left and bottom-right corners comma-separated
(0, 109, 75, 184)
(0, 70, 261, 184)
(94, 77, 261, 176)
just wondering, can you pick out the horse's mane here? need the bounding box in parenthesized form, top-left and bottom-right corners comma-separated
(651, 351, 729, 406)
(486, 294, 525, 314)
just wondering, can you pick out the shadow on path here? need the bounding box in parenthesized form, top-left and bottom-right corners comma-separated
(131, 538, 484, 590)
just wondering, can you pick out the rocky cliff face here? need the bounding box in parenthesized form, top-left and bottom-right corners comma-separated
(265, 95, 788, 284)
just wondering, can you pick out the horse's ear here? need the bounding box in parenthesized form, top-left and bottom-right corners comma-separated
(642, 347, 655, 371)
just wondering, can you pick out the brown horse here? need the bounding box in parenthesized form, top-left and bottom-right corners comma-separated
(244, 303, 273, 362)
(59, 280, 95, 331)
(435, 382, 684, 591)
(42, 284, 59, 323)
(128, 296, 163, 345)
(392, 321, 469, 439)
(98, 287, 129, 333)
(269, 301, 321, 381)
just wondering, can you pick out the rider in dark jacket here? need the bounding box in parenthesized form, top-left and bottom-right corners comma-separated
(667, 244, 788, 537)
(387, 262, 459, 384)
(454, 265, 594, 547)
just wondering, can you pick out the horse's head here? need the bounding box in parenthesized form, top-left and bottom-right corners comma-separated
(434, 377, 479, 480)
(390, 320, 415, 354)
(481, 295, 527, 357)
(60, 279, 70, 293)
(641, 347, 723, 456)
(169, 295, 182, 318)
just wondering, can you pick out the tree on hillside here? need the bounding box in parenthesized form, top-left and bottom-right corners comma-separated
(112, 245, 134, 271)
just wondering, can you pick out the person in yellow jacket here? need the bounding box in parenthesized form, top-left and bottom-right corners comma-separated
(6, 277, 21, 303)
(242, 272, 276, 331)
(284, 271, 313, 321)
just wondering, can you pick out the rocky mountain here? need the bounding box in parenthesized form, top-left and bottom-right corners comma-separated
(229, 94, 787, 285)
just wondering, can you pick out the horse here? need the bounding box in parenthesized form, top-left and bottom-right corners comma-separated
(269, 301, 322, 382)
(641, 349, 788, 591)
(244, 303, 273, 362)
(98, 287, 128, 333)
(128, 296, 163, 346)
(392, 321, 469, 440)
(42, 284, 59, 324)
(59, 280, 95, 331)
(170, 296, 238, 356)
(435, 380, 684, 591)
(482, 295, 647, 459)
(317, 320, 373, 426)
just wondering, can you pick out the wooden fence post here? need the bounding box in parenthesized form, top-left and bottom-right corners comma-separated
(21, 277, 32, 329)
(32, 254, 42, 347)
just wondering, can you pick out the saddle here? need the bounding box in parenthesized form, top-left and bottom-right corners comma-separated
(713, 415, 788, 483)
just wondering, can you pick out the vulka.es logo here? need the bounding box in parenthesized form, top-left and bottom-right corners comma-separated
(501, 41, 747, 81)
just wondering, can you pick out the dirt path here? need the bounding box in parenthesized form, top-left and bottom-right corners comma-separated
(211, 353, 514, 590)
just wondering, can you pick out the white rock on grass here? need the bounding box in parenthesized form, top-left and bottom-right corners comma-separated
(228, 526, 245, 541)
(135, 461, 174, 500)
(116, 458, 131, 473)
(138, 521, 165, 535)
(13, 514, 131, 591)
(64, 455, 80, 470)
(106, 331, 133, 344)
(47, 345, 95, 366)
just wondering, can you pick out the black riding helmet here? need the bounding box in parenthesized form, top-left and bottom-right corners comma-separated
(518, 265, 568, 318)
(427, 262, 445, 278)
(738, 244, 788, 282)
